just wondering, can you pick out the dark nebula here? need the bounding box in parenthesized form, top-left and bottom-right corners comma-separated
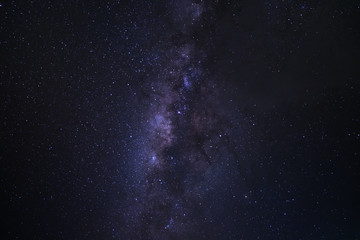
(1, 0, 360, 239)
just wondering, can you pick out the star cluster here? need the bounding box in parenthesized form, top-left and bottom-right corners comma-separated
(1, 0, 360, 239)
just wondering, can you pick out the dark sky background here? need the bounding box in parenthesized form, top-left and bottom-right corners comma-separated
(1, 0, 360, 239)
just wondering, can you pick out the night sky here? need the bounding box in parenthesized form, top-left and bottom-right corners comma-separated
(1, 0, 360, 239)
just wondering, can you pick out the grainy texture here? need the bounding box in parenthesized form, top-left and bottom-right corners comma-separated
(1, 0, 360, 239)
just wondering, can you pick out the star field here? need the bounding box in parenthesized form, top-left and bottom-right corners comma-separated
(1, 0, 360, 239)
